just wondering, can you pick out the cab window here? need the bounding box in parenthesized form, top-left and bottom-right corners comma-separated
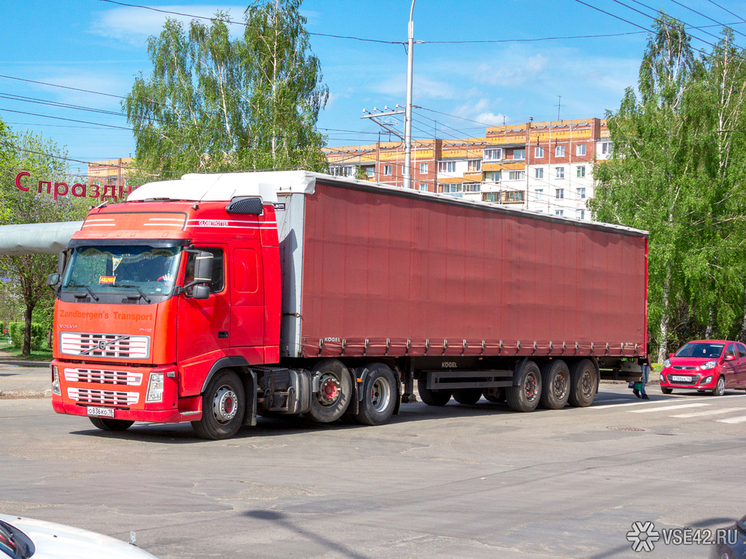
(184, 248, 225, 294)
(738, 343, 746, 358)
(724, 344, 737, 359)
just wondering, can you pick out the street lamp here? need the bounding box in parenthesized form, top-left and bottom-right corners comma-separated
(403, 0, 416, 190)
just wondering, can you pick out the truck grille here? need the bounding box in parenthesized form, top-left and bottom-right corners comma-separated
(64, 368, 143, 386)
(67, 387, 139, 406)
(60, 333, 150, 359)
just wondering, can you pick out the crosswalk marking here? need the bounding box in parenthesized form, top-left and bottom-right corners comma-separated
(717, 415, 746, 424)
(670, 408, 743, 418)
(630, 403, 710, 414)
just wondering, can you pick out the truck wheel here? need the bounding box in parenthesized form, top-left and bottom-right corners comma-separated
(483, 387, 505, 403)
(539, 360, 570, 410)
(507, 360, 542, 412)
(453, 388, 482, 405)
(192, 369, 245, 440)
(308, 360, 352, 423)
(355, 363, 397, 426)
(417, 379, 452, 406)
(89, 417, 134, 431)
(568, 359, 598, 407)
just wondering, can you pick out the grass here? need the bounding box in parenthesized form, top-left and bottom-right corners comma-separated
(0, 341, 53, 361)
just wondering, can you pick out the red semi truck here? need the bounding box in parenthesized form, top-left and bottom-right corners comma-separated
(47, 171, 648, 439)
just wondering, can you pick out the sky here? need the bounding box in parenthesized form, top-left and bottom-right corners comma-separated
(2, 0, 746, 176)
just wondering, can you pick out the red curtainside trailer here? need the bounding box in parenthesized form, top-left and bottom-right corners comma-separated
(48, 171, 648, 439)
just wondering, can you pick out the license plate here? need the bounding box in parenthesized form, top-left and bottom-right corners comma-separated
(87, 407, 114, 418)
(670, 375, 692, 382)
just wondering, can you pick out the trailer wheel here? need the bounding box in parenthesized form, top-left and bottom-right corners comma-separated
(453, 388, 483, 405)
(417, 379, 452, 406)
(507, 360, 542, 412)
(308, 360, 352, 423)
(539, 360, 570, 410)
(483, 387, 506, 403)
(192, 369, 245, 440)
(568, 359, 598, 407)
(354, 363, 397, 426)
(89, 417, 134, 431)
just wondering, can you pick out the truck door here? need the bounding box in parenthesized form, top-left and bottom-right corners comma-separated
(230, 245, 264, 348)
(177, 246, 231, 396)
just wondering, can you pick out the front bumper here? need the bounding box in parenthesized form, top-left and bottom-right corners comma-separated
(50, 359, 202, 423)
(659, 370, 717, 389)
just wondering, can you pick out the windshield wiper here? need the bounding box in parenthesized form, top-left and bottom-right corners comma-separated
(68, 283, 99, 301)
(116, 284, 152, 304)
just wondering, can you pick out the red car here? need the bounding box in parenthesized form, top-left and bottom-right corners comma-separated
(659, 340, 746, 396)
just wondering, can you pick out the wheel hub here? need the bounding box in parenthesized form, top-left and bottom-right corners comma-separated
(317, 374, 341, 406)
(213, 386, 238, 423)
(525, 373, 538, 401)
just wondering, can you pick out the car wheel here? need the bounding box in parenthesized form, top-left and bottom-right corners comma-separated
(89, 417, 134, 431)
(661, 387, 673, 394)
(712, 376, 725, 397)
(452, 388, 483, 405)
(192, 369, 245, 439)
(307, 360, 352, 423)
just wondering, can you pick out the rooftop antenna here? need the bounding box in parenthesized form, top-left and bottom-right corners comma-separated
(557, 96, 562, 121)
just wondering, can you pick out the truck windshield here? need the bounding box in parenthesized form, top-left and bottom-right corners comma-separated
(61, 245, 182, 296)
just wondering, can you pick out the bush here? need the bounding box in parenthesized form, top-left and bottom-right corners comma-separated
(9, 322, 45, 351)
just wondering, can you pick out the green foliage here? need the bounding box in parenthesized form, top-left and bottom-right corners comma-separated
(591, 15, 746, 359)
(8, 322, 44, 351)
(124, 0, 328, 179)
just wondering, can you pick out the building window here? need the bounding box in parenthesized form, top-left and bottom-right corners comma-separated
(486, 171, 501, 182)
(508, 170, 525, 180)
(482, 192, 500, 202)
(556, 188, 564, 199)
(506, 191, 524, 202)
(535, 189, 543, 200)
(484, 148, 502, 161)
(555, 210, 564, 216)
(576, 144, 586, 156)
(419, 162, 428, 174)
(576, 209, 585, 220)
(555, 145, 565, 157)
(600, 141, 612, 155)
(419, 183, 428, 191)
(577, 187, 586, 199)
(556, 167, 565, 179)
(438, 161, 456, 173)
(384, 165, 392, 176)
(577, 165, 586, 178)
(345, 166, 355, 177)
(535, 146, 544, 158)
(439, 183, 463, 193)
(464, 183, 481, 192)
(535, 168, 543, 179)
(513, 149, 526, 160)
(363, 166, 375, 178)
(467, 160, 482, 172)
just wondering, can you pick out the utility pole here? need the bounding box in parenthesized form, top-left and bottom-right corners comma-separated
(403, 0, 416, 189)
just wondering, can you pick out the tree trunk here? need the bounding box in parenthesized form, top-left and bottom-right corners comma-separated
(657, 263, 672, 363)
(705, 307, 713, 340)
(22, 302, 34, 356)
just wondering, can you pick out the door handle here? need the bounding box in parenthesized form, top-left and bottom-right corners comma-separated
(218, 331, 229, 339)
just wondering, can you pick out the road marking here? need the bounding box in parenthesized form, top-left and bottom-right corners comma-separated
(630, 403, 710, 414)
(589, 393, 746, 410)
(717, 415, 746, 424)
(670, 408, 743, 418)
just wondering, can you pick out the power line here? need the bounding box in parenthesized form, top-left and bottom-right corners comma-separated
(668, 0, 746, 39)
(0, 108, 132, 130)
(704, 0, 746, 24)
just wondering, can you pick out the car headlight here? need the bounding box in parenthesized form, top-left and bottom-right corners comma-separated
(700, 375, 712, 385)
(663, 359, 671, 368)
(146, 372, 164, 403)
(51, 365, 61, 396)
(699, 361, 717, 370)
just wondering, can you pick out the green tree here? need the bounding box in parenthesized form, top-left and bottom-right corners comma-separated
(0, 123, 88, 355)
(591, 16, 746, 360)
(124, 0, 328, 178)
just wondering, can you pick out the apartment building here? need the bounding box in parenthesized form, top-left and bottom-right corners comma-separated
(323, 117, 610, 221)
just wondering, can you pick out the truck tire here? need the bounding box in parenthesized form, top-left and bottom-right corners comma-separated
(308, 360, 352, 423)
(453, 388, 483, 405)
(354, 363, 397, 426)
(192, 369, 245, 440)
(507, 360, 542, 412)
(417, 379, 452, 406)
(89, 417, 134, 431)
(539, 359, 570, 410)
(483, 387, 506, 403)
(568, 359, 598, 407)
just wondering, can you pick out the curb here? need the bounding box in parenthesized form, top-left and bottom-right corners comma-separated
(0, 389, 52, 399)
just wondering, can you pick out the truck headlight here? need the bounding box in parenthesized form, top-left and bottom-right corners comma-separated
(51, 366, 61, 396)
(146, 372, 164, 403)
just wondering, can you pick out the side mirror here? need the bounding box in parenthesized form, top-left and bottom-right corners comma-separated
(47, 273, 60, 286)
(192, 284, 210, 300)
(194, 251, 214, 284)
(668, 353, 674, 359)
(725, 354, 735, 361)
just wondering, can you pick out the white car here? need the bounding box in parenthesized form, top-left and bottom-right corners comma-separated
(0, 514, 159, 559)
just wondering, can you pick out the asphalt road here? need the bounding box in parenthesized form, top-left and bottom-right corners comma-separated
(1, 375, 745, 559)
